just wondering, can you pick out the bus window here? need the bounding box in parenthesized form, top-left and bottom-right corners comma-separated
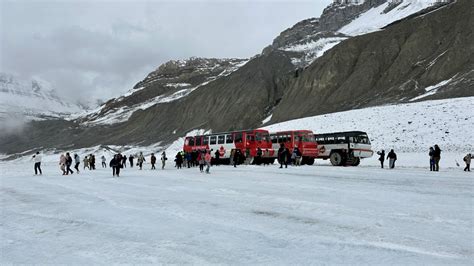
(225, 134, 233, 144)
(203, 136, 209, 145)
(271, 135, 278, 143)
(218, 135, 225, 144)
(210, 136, 217, 145)
(326, 137, 335, 144)
(246, 135, 255, 142)
(234, 133, 243, 143)
(188, 137, 195, 146)
(336, 136, 346, 144)
(196, 137, 202, 146)
(355, 135, 370, 144)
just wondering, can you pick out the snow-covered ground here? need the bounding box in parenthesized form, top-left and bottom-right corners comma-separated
(1, 161, 472, 264)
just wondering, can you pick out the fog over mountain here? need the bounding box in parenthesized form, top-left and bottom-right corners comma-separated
(0, 0, 331, 104)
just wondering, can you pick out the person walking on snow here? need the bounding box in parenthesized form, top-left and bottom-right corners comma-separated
(150, 153, 156, 170)
(433, 145, 441, 171)
(429, 147, 435, 171)
(387, 149, 397, 169)
(74, 153, 80, 173)
(109, 155, 121, 177)
(65, 153, 74, 175)
(59, 154, 67, 175)
(278, 143, 288, 169)
(122, 155, 127, 168)
(129, 154, 134, 168)
(32, 151, 42, 175)
(101, 155, 107, 168)
(161, 151, 167, 170)
(176, 152, 183, 169)
(205, 151, 212, 174)
(137, 152, 145, 170)
(377, 150, 385, 168)
(83, 156, 89, 170)
(463, 153, 473, 172)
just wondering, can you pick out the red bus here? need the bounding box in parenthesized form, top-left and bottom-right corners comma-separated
(269, 130, 318, 165)
(183, 129, 275, 164)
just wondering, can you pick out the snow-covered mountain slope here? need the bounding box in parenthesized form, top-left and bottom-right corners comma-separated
(77, 58, 248, 126)
(263, 97, 473, 153)
(0, 73, 85, 122)
(273, 0, 451, 68)
(340, 0, 450, 36)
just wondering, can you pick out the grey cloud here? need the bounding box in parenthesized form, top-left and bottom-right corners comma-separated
(1, 0, 331, 105)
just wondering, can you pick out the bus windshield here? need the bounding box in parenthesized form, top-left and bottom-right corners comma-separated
(256, 132, 270, 142)
(351, 134, 371, 144)
(295, 132, 315, 142)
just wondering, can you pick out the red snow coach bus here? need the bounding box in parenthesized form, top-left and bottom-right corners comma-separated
(183, 129, 275, 165)
(269, 130, 318, 165)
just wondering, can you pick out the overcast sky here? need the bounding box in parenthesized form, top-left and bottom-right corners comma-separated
(0, 0, 331, 104)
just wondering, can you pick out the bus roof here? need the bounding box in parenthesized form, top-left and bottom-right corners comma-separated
(185, 129, 269, 138)
(314, 131, 368, 137)
(269, 130, 314, 135)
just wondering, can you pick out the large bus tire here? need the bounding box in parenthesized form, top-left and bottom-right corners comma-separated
(330, 152, 343, 166)
(303, 157, 315, 165)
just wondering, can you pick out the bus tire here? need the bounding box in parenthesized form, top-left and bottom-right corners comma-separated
(304, 157, 315, 165)
(352, 157, 360, 166)
(330, 152, 343, 166)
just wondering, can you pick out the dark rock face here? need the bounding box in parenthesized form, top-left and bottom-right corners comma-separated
(271, 0, 473, 123)
(0, 0, 471, 155)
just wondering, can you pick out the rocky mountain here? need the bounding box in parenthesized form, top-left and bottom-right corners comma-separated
(1, 0, 471, 155)
(77, 58, 247, 126)
(0, 73, 85, 123)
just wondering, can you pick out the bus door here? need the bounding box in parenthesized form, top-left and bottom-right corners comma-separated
(246, 133, 256, 157)
(233, 132, 245, 152)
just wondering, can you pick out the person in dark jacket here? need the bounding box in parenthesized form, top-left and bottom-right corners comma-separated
(65, 152, 74, 175)
(122, 155, 127, 168)
(110, 155, 120, 177)
(429, 147, 435, 171)
(255, 147, 263, 165)
(150, 153, 156, 170)
(463, 153, 472, 172)
(387, 149, 397, 169)
(175, 152, 183, 169)
(129, 155, 134, 168)
(214, 150, 220, 166)
(377, 150, 385, 168)
(433, 145, 441, 171)
(233, 149, 242, 168)
(278, 143, 288, 169)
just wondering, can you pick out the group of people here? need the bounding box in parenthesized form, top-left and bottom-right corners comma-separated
(58, 153, 81, 175)
(277, 144, 303, 169)
(377, 145, 473, 172)
(31, 145, 472, 176)
(377, 149, 397, 169)
(174, 150, 212, 173)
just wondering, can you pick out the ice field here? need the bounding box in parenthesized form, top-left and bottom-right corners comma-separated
(1, 161, 472, 264)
